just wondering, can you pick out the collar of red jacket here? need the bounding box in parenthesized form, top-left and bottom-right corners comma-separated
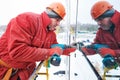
(41, 11, 52, 31)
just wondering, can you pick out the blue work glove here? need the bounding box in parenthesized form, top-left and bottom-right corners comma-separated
(51, 44, 67, 49)
(102, 54, 118, 69)
(86, 44, 109, 50)
(51, 44, 76, 56)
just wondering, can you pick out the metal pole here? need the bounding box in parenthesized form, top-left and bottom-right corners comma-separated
(65, 0, 71, 80)
(75, 0, 79, 42)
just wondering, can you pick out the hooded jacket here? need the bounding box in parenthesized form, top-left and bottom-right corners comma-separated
(0, 12, 58, 80)
(94, 10, 120, 62)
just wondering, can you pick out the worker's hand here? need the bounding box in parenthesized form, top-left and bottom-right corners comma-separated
(98, 48, 116, 57)
(85, 44, 109, 50)
(51, 44, 77, 56)
(49, 47, 63, 56)
(93, 44, 109, 50)
(51, 44, 66, 49)
(62, 48, 76, 56)
(51, 43, 76, 49)
(102, 54, 118, 69)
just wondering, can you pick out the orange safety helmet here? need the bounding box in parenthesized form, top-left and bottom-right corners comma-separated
(46, 2, 66, 19)
(91, 1, 113, 19)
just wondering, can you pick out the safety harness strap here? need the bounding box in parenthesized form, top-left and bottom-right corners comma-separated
(3, 68, 12, 80)
(0, 59, 12, 80)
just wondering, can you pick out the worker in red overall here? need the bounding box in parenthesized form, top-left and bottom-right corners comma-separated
(0, 2, 76, 80)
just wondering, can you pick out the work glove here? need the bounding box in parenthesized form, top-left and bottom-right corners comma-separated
(98, 48, 116, 57)
(102, 54, 118, 69)
(82, 44, 109, 55)
(51, 44, 76, 56)
(86, 44, 109, 50)
(51, 44, 70, 49)
(49, 47, 63, 56)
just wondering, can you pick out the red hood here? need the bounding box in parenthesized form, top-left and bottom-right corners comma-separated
(111, 10, 120, 27)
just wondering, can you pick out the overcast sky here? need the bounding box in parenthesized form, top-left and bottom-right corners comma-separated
(0, 0, 119, 25)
